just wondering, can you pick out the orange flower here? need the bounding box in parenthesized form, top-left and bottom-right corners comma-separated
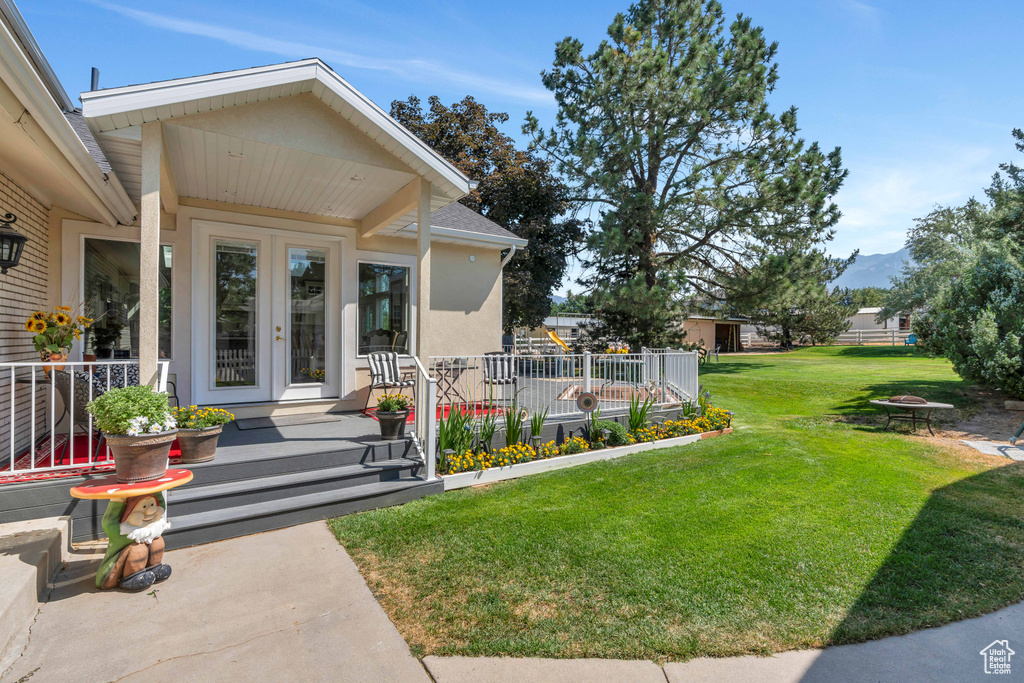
(31, 311, 47, 321)
(31, 320, 46, 333)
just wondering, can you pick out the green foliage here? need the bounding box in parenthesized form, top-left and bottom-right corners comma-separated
(477, 411, 498, 451)
(377, 393, 413, 412)
(172, 405, 234, 429)
(627, 394, 654, 432)
(878, 202, 987, 323)
(438, 408, 475, 454)
(932, 253, 1024, 398)
(525, 0, 846, 348)
(86, 385, 174, 435)
(843, 287, 888, 308)
(503, 394, 527, 447)
(390, 95, 585, 331)
(529, 407, 548, 441)
(550, 290, 592, 315)
(595, 419, 630, 447)
(740, 250, 857, 347)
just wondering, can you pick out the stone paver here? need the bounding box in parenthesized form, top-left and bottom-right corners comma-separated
(961, 440, 1024, 460)
(2, 522, 428, 683)
(423, 655, 666, 683)
(665, 601, 1024, 682)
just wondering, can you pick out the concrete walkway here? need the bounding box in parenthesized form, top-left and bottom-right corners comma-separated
(1, 522, 428, 683)
(4, 519, 1021, 682)
(425, 601, 1024, 682)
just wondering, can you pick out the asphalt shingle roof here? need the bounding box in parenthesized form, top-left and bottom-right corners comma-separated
(64, 110, 112, 174)
(429, 202, 521, 241)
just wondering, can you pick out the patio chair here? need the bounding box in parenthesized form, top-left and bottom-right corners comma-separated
(364, 351, 415, 411)
(52, 370, 109, 463)
(482, 352, 517, 404)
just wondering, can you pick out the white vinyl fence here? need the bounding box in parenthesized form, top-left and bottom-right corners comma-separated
(429, 349, 699, 422)
(741, 329, 914, 347)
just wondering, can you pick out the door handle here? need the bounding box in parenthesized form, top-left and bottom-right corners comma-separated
(276, 335, 284, 341)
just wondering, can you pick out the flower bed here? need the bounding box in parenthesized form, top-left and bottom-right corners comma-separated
(438, 404, 732, 480)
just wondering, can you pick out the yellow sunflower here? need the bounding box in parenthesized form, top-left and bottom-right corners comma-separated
(56, 305, 71, 313)
(24, 319, 37, 331)
(31, 311, 47, 322)
(31, 320, 46, 333)
(53, 313, 72, 326)
(76, 316, 93, 326)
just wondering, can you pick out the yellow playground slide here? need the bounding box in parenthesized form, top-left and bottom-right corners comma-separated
(546, 329, 571, 352)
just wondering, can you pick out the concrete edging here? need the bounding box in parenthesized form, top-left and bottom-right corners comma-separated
(441, 428, 733, 491)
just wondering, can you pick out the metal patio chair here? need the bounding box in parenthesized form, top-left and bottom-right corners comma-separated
(364, 351, 414, 412)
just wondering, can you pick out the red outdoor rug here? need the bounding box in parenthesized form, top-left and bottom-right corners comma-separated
(361, 402, 504, 423)
(0, 434, 183, 484)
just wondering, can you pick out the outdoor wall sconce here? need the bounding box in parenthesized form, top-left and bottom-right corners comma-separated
(0, 212, 28, 275)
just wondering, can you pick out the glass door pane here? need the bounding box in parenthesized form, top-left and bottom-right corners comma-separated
(214, 241, 259, 388)
(288, 248, 327, 385)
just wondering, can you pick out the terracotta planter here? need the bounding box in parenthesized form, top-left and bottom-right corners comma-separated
(105, 430, 177, 483)
(377, 411, 409, 441)
(83, 353, 96, 373)
(176, 425, 222, 464)
(42, 352, 67, 375)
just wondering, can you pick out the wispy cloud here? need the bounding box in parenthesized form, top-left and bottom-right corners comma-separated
(838, 0, 883, 30)
(88, 1, 552, 105)
(830, 144, 995, 256)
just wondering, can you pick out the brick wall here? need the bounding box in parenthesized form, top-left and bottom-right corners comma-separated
(0, 171, 51, 463)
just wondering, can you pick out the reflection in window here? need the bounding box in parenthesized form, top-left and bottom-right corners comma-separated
(214, 241, 258, 387)
(83, 239, 172, 359)
(290, 248, 327, 384)
(358, 263, 409, 355)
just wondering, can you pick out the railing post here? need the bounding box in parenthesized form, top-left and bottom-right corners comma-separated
(426, 376, 437, 480)
(583, 351, 591, 395)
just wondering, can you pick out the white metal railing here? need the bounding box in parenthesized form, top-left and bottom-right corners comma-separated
(411, 355, 437, 480)
(1, 360, 170, 476)
(428, 350, 698, 423)
(741, 329, 913, 347)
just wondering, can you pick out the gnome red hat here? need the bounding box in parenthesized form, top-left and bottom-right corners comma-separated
(121, 495, 157, 523)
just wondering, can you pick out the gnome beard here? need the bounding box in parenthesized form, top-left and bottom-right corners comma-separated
(120, 495, 171, 543)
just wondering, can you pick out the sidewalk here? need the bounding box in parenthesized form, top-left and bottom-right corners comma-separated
(423, 602, 1024, 682)
(4, 519, 1020, 682)
(1, 522, 428, 683)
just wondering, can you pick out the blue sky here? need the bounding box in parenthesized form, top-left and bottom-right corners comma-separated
(20, 0, 1023, 295)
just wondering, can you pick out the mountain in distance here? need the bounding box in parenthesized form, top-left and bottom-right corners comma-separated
(832, 247, 912, 290)
(551, 294, 567, 304)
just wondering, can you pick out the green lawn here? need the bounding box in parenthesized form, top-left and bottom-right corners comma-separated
(330, 347, 1024, 661)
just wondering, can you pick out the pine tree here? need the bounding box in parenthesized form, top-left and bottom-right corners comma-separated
(525, 0, 847, 348)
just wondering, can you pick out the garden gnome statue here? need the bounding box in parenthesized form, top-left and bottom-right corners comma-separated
(96, 493, 173, 591)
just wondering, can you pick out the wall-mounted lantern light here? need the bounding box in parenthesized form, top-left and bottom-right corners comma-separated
(0, 213, 28, 275)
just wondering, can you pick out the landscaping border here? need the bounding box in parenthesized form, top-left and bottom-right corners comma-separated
(441, 428, 733, 491)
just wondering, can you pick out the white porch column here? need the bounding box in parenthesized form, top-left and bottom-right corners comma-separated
(416, 178, 431, 359)
(139, 122, 162, 387)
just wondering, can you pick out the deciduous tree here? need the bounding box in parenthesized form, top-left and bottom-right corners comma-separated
(391, 95, 584, 331)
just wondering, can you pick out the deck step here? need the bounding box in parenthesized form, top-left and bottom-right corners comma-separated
(163, 476, 441, 549)
(170, 458, 423, 514)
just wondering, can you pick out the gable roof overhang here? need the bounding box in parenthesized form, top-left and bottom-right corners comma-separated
(0, 0, 135, 225)
(80, 59, 476, 203)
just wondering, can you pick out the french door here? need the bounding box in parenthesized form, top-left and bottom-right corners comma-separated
(193, 222, 340, 405)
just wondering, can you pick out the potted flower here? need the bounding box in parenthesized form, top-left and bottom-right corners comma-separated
(376, 393, 412, 441)
(86, 385, 177, 483)
(172, 405, 234, 463)
(24, 306, 92, 372)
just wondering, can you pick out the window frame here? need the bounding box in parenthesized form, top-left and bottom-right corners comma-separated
(355, 259, 413, 358)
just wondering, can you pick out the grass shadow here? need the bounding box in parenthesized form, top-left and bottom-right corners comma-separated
(830, 380, 974, 420)
(697, 361, 773, 375)
(799, 461, 1024, 679)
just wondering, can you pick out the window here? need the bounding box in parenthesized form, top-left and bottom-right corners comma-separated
(289, 248, 327, 384)
(358, 263, 409, 355)
(83, 239, 172, 358)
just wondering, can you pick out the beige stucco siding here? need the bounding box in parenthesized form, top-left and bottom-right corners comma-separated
(423, 243, 503, 360)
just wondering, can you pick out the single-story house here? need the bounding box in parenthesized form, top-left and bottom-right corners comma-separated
(0, 8, 524, 434)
